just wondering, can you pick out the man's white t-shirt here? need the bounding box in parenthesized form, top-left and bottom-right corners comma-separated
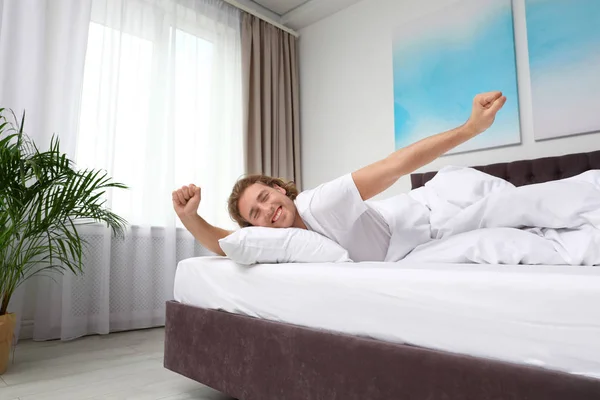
(294, 174, 392, 262)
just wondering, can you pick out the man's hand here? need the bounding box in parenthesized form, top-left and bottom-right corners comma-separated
(466, 91, 507, 136)
(172, 184, 201, 219)
(172, 184, 231, 256)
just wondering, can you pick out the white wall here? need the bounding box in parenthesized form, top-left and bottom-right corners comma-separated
(298, 0, 600, 196)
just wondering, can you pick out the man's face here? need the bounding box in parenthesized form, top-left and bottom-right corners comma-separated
(237, 183, 297, 228)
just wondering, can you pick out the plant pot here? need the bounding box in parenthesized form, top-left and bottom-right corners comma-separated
(0, 313, 16, 374)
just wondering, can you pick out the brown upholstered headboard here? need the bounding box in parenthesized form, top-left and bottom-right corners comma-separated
(410, 150, 600, 189)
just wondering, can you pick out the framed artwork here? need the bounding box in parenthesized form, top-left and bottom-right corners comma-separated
(392, 0, 521, 154)
(525, 0, 600, 140)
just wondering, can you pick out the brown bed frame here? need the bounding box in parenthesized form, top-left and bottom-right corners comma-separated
(164, 150, 600, 400)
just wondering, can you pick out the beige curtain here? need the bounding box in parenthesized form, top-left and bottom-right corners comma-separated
(241, 13, 301, 188)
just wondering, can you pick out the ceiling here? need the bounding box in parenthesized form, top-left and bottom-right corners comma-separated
(241, 0, 364, 30)
(252, 0, 310, 16)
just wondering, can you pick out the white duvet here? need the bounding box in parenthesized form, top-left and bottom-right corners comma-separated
(373, 167, 600, 265)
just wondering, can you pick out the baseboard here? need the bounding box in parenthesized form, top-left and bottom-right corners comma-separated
(19, 320, 34, 340)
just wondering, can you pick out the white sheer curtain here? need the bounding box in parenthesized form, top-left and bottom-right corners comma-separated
(79, 0, 243, 229)
(0, 0, 91, 153)
(1, 0, 243, 340)
(0, 0, 94, 341)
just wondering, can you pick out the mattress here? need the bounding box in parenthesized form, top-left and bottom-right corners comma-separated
(173, 257, 600, 378)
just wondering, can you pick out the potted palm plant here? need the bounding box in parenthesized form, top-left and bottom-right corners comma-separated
(0, 108, 127, 374)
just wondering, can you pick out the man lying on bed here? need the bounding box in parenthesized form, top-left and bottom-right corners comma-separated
(172, 91, 508, 262)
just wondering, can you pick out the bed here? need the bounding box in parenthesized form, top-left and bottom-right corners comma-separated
(164, 150, 600, 400)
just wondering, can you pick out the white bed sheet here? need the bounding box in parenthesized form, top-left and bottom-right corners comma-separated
(174, 257, 600, 378)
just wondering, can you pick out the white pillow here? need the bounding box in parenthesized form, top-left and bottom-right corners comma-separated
(218, 227, 352, 265)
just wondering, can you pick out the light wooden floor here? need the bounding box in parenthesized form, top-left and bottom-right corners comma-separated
(0, 328, 233, 400)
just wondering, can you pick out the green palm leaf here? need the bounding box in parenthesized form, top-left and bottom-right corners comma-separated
(0, 109, 128, 315)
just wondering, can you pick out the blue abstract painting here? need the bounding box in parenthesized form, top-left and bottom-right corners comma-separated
(525, 0, 600, 140)
(392, 0, 521, 154)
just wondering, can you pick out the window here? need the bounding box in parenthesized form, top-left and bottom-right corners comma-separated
(76, 7, 243, 229)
